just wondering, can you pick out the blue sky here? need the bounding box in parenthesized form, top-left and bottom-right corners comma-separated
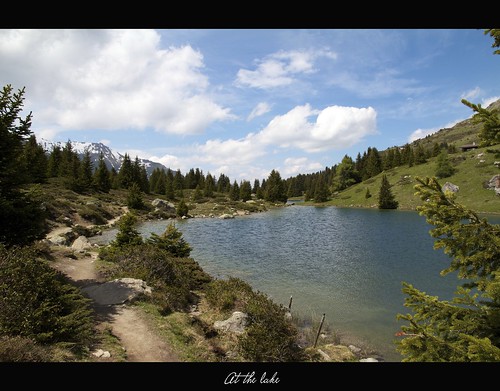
(1, 29, 499, 182)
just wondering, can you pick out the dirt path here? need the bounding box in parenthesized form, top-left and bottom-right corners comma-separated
(49, 231, 179, 362)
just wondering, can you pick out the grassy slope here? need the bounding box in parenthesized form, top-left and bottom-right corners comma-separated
(306, 100, 500, 214)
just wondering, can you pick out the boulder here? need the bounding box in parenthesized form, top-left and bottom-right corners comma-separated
(71, 236, 92, 252)
(219, 214, 234, 219)
(151, 199, 176, 213)
(81, 278, 152, 306)
(442, 182, 459, 194)
(359, 358, 379, 362)
(213, 311, 248, 334)
(487, 175, 500, 196)
(348, 345, 362, 354)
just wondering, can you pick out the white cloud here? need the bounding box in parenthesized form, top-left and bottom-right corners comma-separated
(99, 139, 111, 146)
(408, 119, 463, 142)
(483, 96, 500, 108)
(0, 29, 233, 136)
(257, 104, 378, 152)
(196, 134, 265, 166)
(149, 154, 183, 170)
(461, 87, 481, 101)
(236, 49, 337, 89)
(330, 69, 427, 98)
(247, 102, 271, 121)
(282, 157, 323, 177)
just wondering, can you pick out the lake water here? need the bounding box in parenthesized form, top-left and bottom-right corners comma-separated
(93, 206, 500, 361)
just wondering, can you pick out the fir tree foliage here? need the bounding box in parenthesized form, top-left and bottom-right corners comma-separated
(147, 222, 192, 258)
(378, 174, 398, 209)
(126, 182, 144, 210)
(264, 170, 287, 203)
(396, 177, 500, 361)
(435, 149, 455, 178)
(176, 198, 189, 217)
(461, 98, 500, 147)
(111, 213, 143, 248)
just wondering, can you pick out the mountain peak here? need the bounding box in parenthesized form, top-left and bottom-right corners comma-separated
(40, 139, 167, 176)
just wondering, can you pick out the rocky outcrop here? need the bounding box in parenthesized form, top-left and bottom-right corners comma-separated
(213, 311, 248, 334)
(71, 236, 92, 252)
(487, 174, 500, 196)
(442, 182, 459, 194)
(81, 278, 152, 306)
(317, 344, 356, 362)
(151, 199, 176, 214)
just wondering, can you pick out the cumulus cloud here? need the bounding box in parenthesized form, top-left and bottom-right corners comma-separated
(282, 157, 323, 177)
(236, 49, 337, 89)
(461, 87, 481, 101)
(408, 119, 463, 142)
(483, 96, 500, 107)
(0, 29, 233, 137)
(247, 102, 271, 121)
(257, 104, 378, 152)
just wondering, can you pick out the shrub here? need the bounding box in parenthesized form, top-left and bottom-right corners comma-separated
(205, 277, 254, 313)
(0, 335, 54, 362)
(147, 222, 192, 258)
(0, 245, 94, 353)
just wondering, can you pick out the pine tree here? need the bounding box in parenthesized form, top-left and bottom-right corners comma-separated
(22, 135, 48, 184)
(193, 184, 203, 201)
(0, 85, 46, 246)
(147, 222, 192, 258)
(118, 153, 134, 189)
(435, 150, 455, 178)
(93, 152, 111, 193)
(77, 150, 93, 192)
(204, 173, 215, 198)
(239, 180, 252, 202)
(165, 170, 175, 199)
(264, 170, 287, 203)
(111, 213, 143, 248)
(127, 182, 144, 210)
(313, 176, 329, 203)
(396, 177, 500, 361)
(378, 174, 398, 209)
(229, 180, 240, 201)
(461, 98, 500, 147)
(47, 145, 62, 177)
(176, 198, 189, 217)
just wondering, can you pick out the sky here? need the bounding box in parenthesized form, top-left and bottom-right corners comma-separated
(1, 29, 499, 182)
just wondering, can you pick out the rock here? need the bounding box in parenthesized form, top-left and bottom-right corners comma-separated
(360, 358, 379, 362)
(49, 235, 69, 246)
(92, 349, 111, 358)
(213, 311, 248, 334)
(151, 199, 176, 213)
(81, 278, 152, 306)
(487, 175, 500, 196)
(321, 344, 356, 362)
(442, 182, 459, 194)
(71, 236, 92, 252)
(317, 349, 331, 361)
(348, 345, 362, 354)
(219, 214, 234, 219)
(494, 161, 500, 167)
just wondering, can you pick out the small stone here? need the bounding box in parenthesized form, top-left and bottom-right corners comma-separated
(348, 345, 362, 354)
(360, 358, 379, 362)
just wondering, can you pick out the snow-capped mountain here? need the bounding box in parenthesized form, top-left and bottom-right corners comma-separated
(40, 139, 168, 176)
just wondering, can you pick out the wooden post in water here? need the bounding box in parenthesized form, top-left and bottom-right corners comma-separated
(288, 296, 293, 310)
(313, 313, 326, 348)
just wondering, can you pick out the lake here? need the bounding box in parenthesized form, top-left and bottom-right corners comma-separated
(93, 206, 500, 361)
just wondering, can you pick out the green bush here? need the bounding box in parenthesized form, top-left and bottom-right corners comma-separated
(100, 244, 211, 313)
(0, 245, 94, 353)
(0, 335, 54, 362)
(205, 277, 305, 361)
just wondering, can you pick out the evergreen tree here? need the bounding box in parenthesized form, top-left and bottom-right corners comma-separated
(378, 174, 398, 209)
(313, 176, 329, 203)
(0, 85, 46, 246)
(485, 28, 500, 55)
(414, 144, 427, 165)
(229, 180, 240, 201)
(127, 182, 144, 210)
(110, 167, 119, 190)
(111, 213, 143, 248)
(139, 165, 149, 194)
(118, 154, 134, 189)
(252, 179, 261, 195)
(432, 142, 441, 157)
(193, 184, 203, 201)
(264, 170, 287, 203)
(239, 180, 252, 202)
(461, 98, 500, 147)
(333, 155, 359, 191)
(93, 152, 111, 193)
(435, 150, 455, 178)
(364, 147, 382, 180)
(77, 150, 93, 192)
(396, 177, 500, 361)
(22, 135, 47, 183)
(156, 170, 167, 195)
(147, 222, 192, 258)
(383, 148, 395, 171)
(176, 198, 189, 217)
(47, 145, 62, 177)
(204, 173, 215, 198)
(393, 147, 402, 167)
(165, 170, 175, 199)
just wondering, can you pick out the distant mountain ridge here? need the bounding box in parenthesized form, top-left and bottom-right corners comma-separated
(40, 139, 168, 176)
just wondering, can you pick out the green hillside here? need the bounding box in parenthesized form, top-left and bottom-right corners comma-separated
(311, 100, 500, 214)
